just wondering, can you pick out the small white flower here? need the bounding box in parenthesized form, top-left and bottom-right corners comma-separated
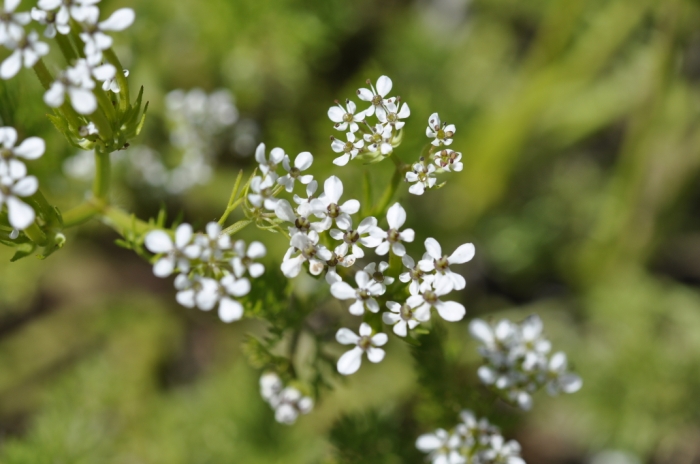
(274, 198, 320, 235)
(79, 7, 135, 65)
(277, 151, 314, 192)
(329, 216, 382, 259)
(331, 132, 364, 166)
(1, 31, 50, 80)
(37, 0, 99, 34)
(144, 223, 199, 277)
(481, 435, 525, 464)
(0, 0, 30, 45)
(370, 202, 415, 256)
(328, 99, 364, 133)
(310, 175, 360, 231)
(406, 161, 437, 195)
(259, 372, 283, 402)
(363, 123, 394, 156)
(357, 75, 393, 119)
(30, 7, 59, 38)
(335, 322, 388, 375)
(330, 270, 384, 316)
(418, 238, 475, 292)
(518, 315, 551, 371)
(270, 386, 314, 425)
(415, 429, 464, 464)
(0, 127, 45, 180)
(324, 244, 356, 284)
(281, 231, 332, 278)
(254, 142, 285, 180)
(406, 277, 466, 322)
(232, 240, 266, 278)
(382, 300, 425, 337)
(377, 100, 410, 130)
(101, 68, 129, 93)
(248, 175, 279, 211)
(363, 261, 394, 292)
(44, 59, 115, 115)
(190, 274, 250, 323)
(546, 352, 583, 395)
(196, 222, 232, 263)
(434, 149, 463, 172)
(0, 173, 38, 230)
(426, 112, 456, 146)
(399, 254, 434, 295)
(293, 179, 318, 212)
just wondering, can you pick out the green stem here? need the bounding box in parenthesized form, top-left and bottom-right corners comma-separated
(373, 163, 405, 216)
(100, 206, 151, 237)
(92, 147, 111, 200)
(103, 48, 130, 112)
(55, 33, 78, 64)
(62, 200, 104, 228)
(24, 221, 48, 246)
(89, 106, 113, 141)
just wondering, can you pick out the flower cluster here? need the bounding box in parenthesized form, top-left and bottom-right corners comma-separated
(0, 0, 134, 114)
(259, 372, 313, 425)
(416, 410, 525, 464)
(144, 222, 266, 323)
(469, 315, 582, 410)
(0, 126, 45, 231)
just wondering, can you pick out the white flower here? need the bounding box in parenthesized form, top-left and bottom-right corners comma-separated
(546, 352, 583, 395)
(331, 131, 364, 166)
(196, 222, 232, 263)
(335, 322, 388, 375)
(277, 151, 314, 192)
(517, 315, 551, 371)
(248, 175, 279, 211)
(434, 149, 463, 172)
(259, 372, 283, 402)
(270, 387, 314, 425)
(399, 254, 434, 295)
(310, 175, 360, 231)
(415, 428, 464, 464)
(377, 100, 410, 130)
(406, 161, 437, 195)
(481, 435, 525, 464)
(328, 99, 364, 133)
(426, 112, 455, 146)
(0, 0, 30, 45)
(281, 231, 332, 278)
(324, 244, 356, 284)
(275, 199, 320, 235)
(330, 270, 383, 316)
(357, 75, 393, 119)
(254, 142, 284, 181)
(382, 300, 425, 337)
(101, 68, 128, 93)
(44, 59, 115, 115)
(406, 277, 466, 322)
(30, 7, 59, 38)
(363, 261, 394, 292)
(418, 238, 475, 292)
(144, 223, 199, 277)
(79, 7, 135, 65)
(0, 127, 45, 181)
(363, 123, 394, 156)
(293, 179, 318, 212)
(232, 240, 266, 278)
(1, 31, 50, 80)
(370, 202, 415, 256)
(37, 0, 99, 34)
(189, 274, 250, 323)
(0, 174, 38, 230)
(329, 216, 382, 259)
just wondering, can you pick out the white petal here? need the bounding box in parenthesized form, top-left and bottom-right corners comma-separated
(355, 270, 370, 288)
(247, 241, 266, 258)
(397, 102, 410, 118)
(357, 88, 373, 101)
(68, 87, 97, 115)
(10, 176, 38, 196)
(339, 199, 360, 215)
(327, 106, 345, 123)
(392, 320, 408, 337)
(359, 322, 372, 336)
(0, 50, 22, 80)
(6, 196, 35, 229)
(274, 200, 297, 223)
(44, 82, 65, 108)
(144, 230, 173, 253)
(549, 352, 567, 371)
(375, 241, 390, 256)
(333, 153, 350, 166)
(366, 347, 385, 363)
(13, 137, 45, 160)
(92, 63, 116, 81)
(399, 228, 414, 242)
(371, 332, 388, 346)
(218, 297, 244, 323)
(424, 237, 442, 259)
(337, 347, 363, 375)
(99, 8, 135, 31)
(376, 75, 392, 97)
(336, 328, 360, 345)
(559, 374, 583, 393)
(448, 243, 475, 264)
(348, 300, 364, 316)
(294, 151, 313, 171)
(416, 434, 442, 452)
(331, 281, 356, 300)
(248, 262, 265, 278)
(434, 301, 465, 322)
(174, 223, 193, 248)
(469, 319, 494, 345)
(324, 175, 343, 203)
(386, 203, 406, 229)
(152, 257, 174, 277)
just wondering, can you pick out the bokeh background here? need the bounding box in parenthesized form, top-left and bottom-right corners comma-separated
(1, 0, 700, 462)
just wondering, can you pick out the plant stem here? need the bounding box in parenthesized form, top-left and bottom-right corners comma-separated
(103, 48, 130, 112)
(23, 221, 48, 246)
(100, 206, 151, 237)
(90, 106, 114, 141)
(62, 200, 104, 228)
(55, 33, 78, 64)
(92, 146, 111, 200)
(374, 162, 405, 216)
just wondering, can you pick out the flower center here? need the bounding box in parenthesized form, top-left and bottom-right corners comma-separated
(435, 256, 449, 271)
(344, 230, 359, 244)
(327, 203, 340, 218)
(388, 228, 401, 243)
(294, 217, 310, 231)
(343, 141, 354, 153)
(301, 244, 316, 259)
(358, 336, 372, 350)
(371, 95, 382, 106)
(423, 290, 438, 304)
(0, 149, 12, 160)
(326, 253, 339, 267)
(372, 271, 384, 283)
(357, 289, 370, 300)
(0, 12, 10, 22)
(387, 112, 398, 123)
(399, 304, 414, 321)
(289, 167, 301, 178)
(409, 267, 423, 281)
(342, 113, 354, 122)
(371, 132, 383, 143)
(437, 129, 446, 140)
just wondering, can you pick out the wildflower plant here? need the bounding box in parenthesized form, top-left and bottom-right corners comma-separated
(0, 2, 583, 460)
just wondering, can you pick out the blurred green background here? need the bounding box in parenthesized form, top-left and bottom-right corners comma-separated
(2, 0, 700, 462)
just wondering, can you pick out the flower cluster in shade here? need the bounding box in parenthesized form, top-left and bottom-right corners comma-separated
(259, 372, 313, 425)
(0, 126, 45, 231)
(469, 315, 583, 410)
(245, 123, 476, 376)
(416, 410, 525, 464)
(325, 76, 463, 196)
(0, 0, 135, 115)
(144, 222, 266, 323)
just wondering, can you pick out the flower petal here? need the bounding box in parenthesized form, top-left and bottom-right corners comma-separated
(336, 327, 360, 345)
(376, 75, 392, 97)
(294, 151, 313, 171)
(386, 202, 406, 229)
(337, 346, 364, 375)
(6, 196, 35, 229)
(434, 300, 465, 322)
(448, 243, 475, 264)
(145, 230, 173, 253)
(366, 347, 385, 363)
(99, 8, 135, 31)
(424, 237, 442, 259)
(218, 297, 244, 323)
(13, 137, 45, 159)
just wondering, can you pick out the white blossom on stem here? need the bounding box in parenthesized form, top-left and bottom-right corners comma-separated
(371, 202, 415, 256)
(1, 31, 49, 80)
(382, 300, 425, 337)
(363, 123, 394, 156)
(254, 142, 284, 181)
(232, 240, 266, 278)
(310, 175, 360, 231)
(102, 68, 128, 93)
(248, 175, 279, 211)
(44, 59, 115, 115)
(144, 223, 199, 277)
(415, 428, 464, 464)
(79, 7, 135, 65)
(330, 270, 383, 316)
(434, 149, 463, 172)
(0, 0, 30, 45)
(277, 151, 314, 192)
(406, 161, 437, 195)
(324, 244, 356, 284)
(329, 216, 382, 258)
(357, 75, 393, 118)
(293, 179, 318, 213)
(331, 132, 364, 166)
(377, 100, 410, 130)
(328, 99, 364, 133)
(546, 352, 583, 396)
(418, 238, 475, 292)
(281, 231, 331, 278)
(407, 277, 466, 322)
(0, 173, 37, 230)
(363, 261, 393, 292)
(399, 254, 434, 295)
(335, 322, 388, 375)
(0, 127, 45, 180)
(426, 112, 455, 146)
(269, 386, 314, 425)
